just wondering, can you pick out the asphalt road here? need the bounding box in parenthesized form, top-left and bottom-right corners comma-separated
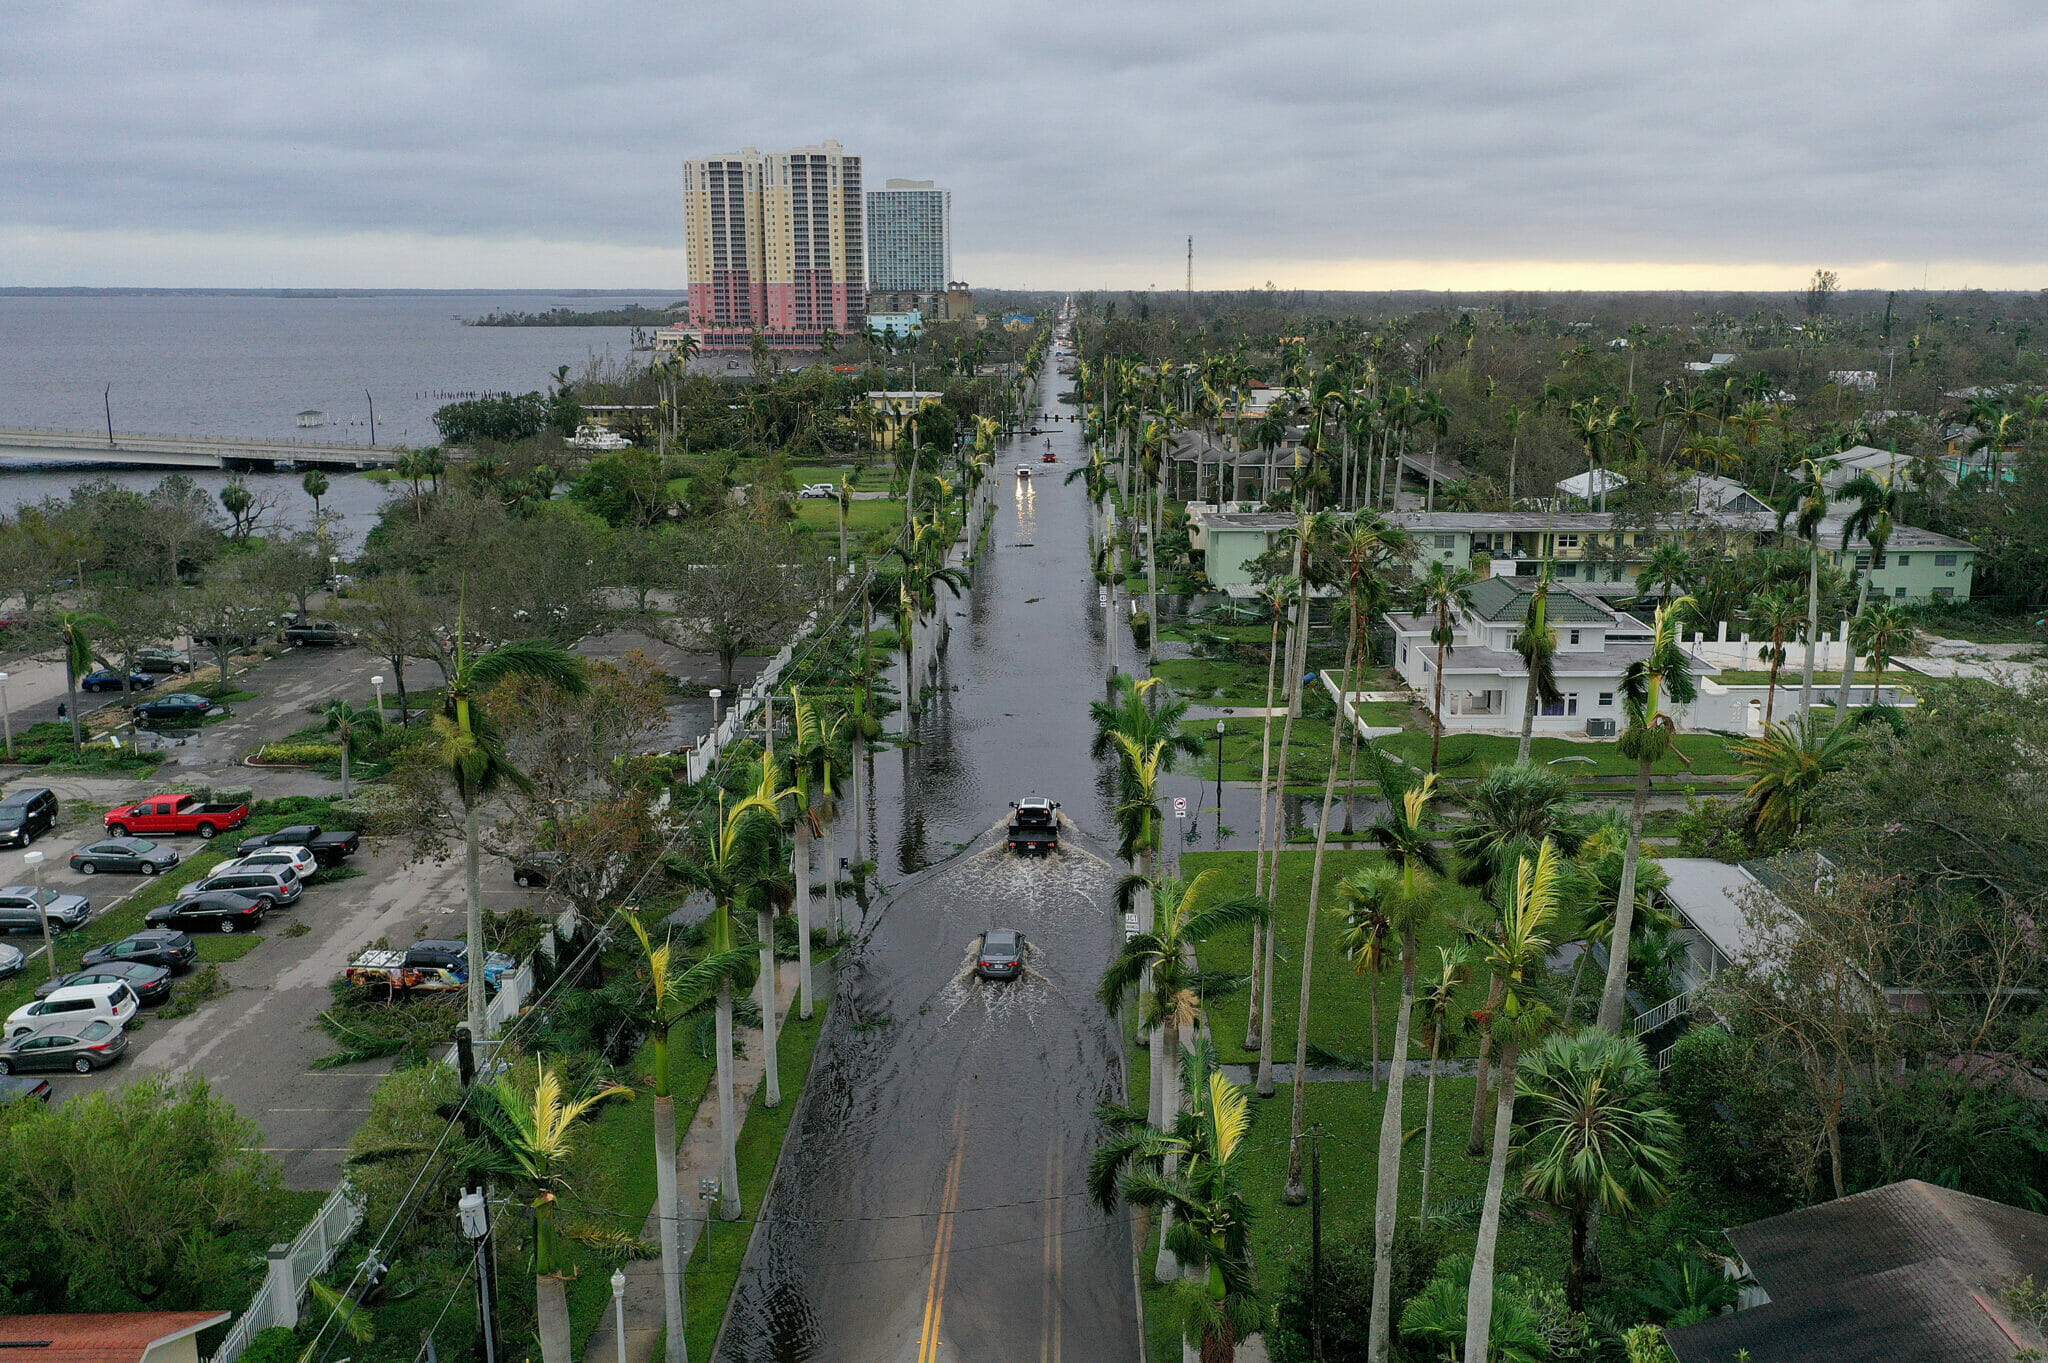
(718, 353, 1142, 1361)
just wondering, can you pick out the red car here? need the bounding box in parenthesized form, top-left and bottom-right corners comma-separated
(105, 793, 251, 840)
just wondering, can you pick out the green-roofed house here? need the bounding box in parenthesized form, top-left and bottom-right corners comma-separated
(1385, 576, 1721, 736)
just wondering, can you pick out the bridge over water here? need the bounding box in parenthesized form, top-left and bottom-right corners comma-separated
(0, 427, 404, 470)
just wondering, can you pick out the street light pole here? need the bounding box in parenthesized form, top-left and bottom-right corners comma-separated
(459, 1189, 498, 1363)
(0, 671, 13, 761)
(24, 850, 51, 983)
(372, 675, 386, 715)
(610, 1269, 628, 1363)
(1214, 719, 1226, 823)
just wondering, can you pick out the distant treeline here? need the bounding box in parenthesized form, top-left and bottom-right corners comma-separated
(471, 303, 686, 327)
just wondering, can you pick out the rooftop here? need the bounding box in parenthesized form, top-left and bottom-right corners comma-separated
(1201, 512, 1299, 532)
(1669, 1180, 2048, 1362)
(1463, 575, 1614, 624)
(0, 1313, 230, 1363)
(1656, 857, 1768, 963)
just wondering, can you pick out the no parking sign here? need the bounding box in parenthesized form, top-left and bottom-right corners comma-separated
(1173, 797, 1187, 819)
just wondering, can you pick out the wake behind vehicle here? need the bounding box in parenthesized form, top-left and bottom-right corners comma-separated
(1007, 797, 1060, 854)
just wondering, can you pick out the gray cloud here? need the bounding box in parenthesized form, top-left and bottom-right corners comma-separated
(4, 0, 2045, 283)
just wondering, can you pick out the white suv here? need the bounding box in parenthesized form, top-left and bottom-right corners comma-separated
(7, 980, 139, 1039)
(221, 846, 317, 878)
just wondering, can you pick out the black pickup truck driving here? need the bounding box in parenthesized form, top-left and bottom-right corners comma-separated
(1007, 797, 1060, 854)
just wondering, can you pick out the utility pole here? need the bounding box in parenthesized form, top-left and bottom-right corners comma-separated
(366, 390, 377, 446)
(104, 384, 114, 447)
(1186, 236, 1193, 308)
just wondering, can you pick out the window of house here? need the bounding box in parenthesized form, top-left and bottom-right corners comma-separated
(1566, 693, 1580, 715)
(1932, 587, 1955, 599)
(1598, 692, 1614, 706)
(1895, 554, 1910, 566)
(1895, 586, 1908, 598)
(1855, 554, 1870, 571)
(1555, 534, 1580, 549)
(1540, 697, 1566, 716)
(1399, 646, 1408, 665)
(1569, 629, 1581, 645)
(1935, 553, 1957, 566)
(1434, 534, 1454, 549)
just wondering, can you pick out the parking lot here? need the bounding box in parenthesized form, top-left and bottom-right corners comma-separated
(0, 641, 550, 1191)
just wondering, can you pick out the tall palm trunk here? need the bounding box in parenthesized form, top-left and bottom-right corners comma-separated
(757, 908, 781, 1107)
(651, 1039, 688, 1363)
(1516, 662, 1540, 765)
(713, 978, 741, 1220)
(1367, 932, 1419, 1363)
(1260, 607, 1308, 1099)
(1246, 604, 1284, 1053)
(1466, 972, 1505, 1155)
(1153, 1010, 1183, 1282)
(1283, 686, 1344, 1203)
(1430, 632, 1450, 773)
(464, 801, 487, 1043)
(1596, 758, 1654, 1033)
(536, 1267, 573, 1363)
(794, 822, 814, 1019)
(1463, 1039, 1523, 1363)
(1417, 1026, 1443, 1223)
(1833, 570, 1871, 722)
(1799, 541, 1819, 714)
(1146, 463, 1160, 664)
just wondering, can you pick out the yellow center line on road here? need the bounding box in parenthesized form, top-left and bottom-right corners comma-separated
(918, 1103, 968, 1363)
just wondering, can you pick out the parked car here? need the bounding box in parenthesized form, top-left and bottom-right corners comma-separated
(136, 649, 194, 675)
(0, 886, 91, 933)
(237, 825, 360, 866)
(281, 615, 352, 647)
(6, 981, 140, 1040)
(80, 668, 157, 693)
(0, 942, 23, 979)
(70, 837, 181, 877)
(0, 1020, 128, 1075)
(0, 1073, 53, 1103)
(976, 928, 1024, 980)
(105, 793, 250, 839)
(512, 851, 563, 888)
(148, 890, 268, 933)
(797, 483, 837, 499)
(0, 787, 59, 847)
(131, 692, 216, 723)
(34, 962, 172, 1006)
(223, 846, 316, 878)
(184, 864, 301, 907)
(82, 929, 197, 973)
(402, 939, 517, 984)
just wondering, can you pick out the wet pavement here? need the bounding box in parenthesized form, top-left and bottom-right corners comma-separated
(717, 357, 1143, 1362)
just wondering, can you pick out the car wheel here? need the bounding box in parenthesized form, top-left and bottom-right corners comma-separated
(514, 873, 532, 887)
(78, 862, 96, 875)
(141, 863, 158, 876)
(197, 823, 217, 839)
(219, 919, 239, 933)
(73, 1057, 93, 1074)
(108, 824, 129, 837)
(0, 1060, 10, 1075)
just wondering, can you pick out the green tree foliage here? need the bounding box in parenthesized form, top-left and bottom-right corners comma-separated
(433, 390, 578, 445)
(1266, 1223, 1442, 1363)
(0, 1073, 285, 1311)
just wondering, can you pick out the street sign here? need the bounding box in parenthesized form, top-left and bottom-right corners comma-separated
(1173, 797, 1187, 818)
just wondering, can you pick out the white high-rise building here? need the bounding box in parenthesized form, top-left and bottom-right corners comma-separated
(865, 179, 952, 295)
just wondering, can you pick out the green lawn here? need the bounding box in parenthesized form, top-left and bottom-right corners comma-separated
(1378, 728, 1745, 779)
(793, 498, 904, 535)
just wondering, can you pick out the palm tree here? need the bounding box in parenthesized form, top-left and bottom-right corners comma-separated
(1416, 944, 1470, 1226)
(1418, 561, 1480, 772)
(1464, 840, 1566, 1363)
(664, 791, 780, 1221)
(618, 915, 753, 1363)
(1517, 1028, 1681, 1310)
(1731, 716, 1863, 837)
(321, 699, 383, 799)
(1101, 870, 1266, 1280)
(54, 611, 101, 752)
(735, 758, 799, 1108)
(1246, 575, 1296, 1062)
(1090, 1056, 1263, 1362)
(1832, 467, 1904, 719)
(1850, 600, 1914, 706)
(432, 626, 588, 1043)
(1634, 541, 1691, 606)
(459, 1064, 633, 1363)
(1775, 455, 1835, 715)
(1511, 572, 1562, 766)
(1363, 774, 1444, 1363)
(1335, 869, 1393, 1088)
(1597, 600, 1697, 1035)
(1744, 590, 1805, 728)
(301, 469, 331, 529)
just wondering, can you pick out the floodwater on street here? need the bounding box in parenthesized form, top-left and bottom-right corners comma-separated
(718, 355, 1143, 1361)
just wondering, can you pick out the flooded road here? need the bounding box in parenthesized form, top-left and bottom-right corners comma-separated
(718, 355, 1142, 1361)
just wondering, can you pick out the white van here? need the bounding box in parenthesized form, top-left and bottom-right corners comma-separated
(6, 980, 139, 1039)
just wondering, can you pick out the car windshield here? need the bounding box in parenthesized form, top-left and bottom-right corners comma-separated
(985, 932, 1018, 953)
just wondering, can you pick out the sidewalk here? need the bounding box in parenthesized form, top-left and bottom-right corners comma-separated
(581, 958, 803, 1363)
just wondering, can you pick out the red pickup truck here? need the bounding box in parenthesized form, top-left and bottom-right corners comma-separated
(105, 794, 252, 840)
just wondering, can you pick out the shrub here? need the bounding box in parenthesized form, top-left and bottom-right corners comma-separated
(255, 742, 346, 765)
(1267, 1222, 1442, 1362)
(1129, 610, 1151, 649)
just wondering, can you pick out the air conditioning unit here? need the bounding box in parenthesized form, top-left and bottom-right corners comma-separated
(1586, 717, 1617, 738)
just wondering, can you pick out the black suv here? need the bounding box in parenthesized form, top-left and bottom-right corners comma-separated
(0, 788, 57, 848)
(83, 929, 198, 973)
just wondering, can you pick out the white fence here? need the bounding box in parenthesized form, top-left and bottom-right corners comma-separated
(683, 581, 847, 785)
(206, 1184, 364, 1363)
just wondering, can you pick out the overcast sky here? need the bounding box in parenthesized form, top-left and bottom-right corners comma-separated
(5, 0, 2045, 290)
